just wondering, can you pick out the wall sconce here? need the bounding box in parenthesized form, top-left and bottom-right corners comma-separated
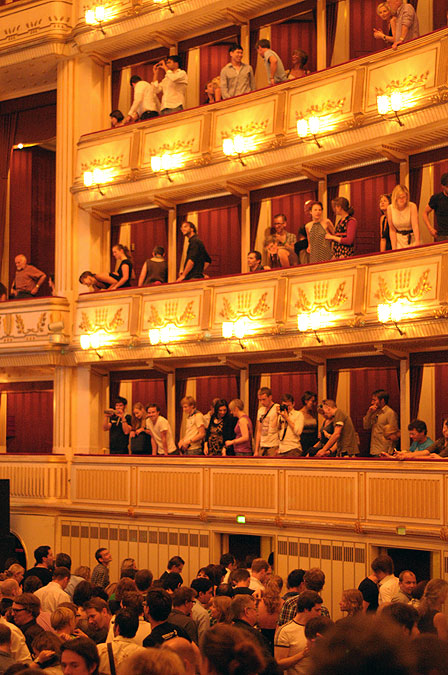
(85, 5, 106, 34)
(377, 91, 404, 126)
(153, 0, 174, 12)
(377, 301, 406, 335)
(222, 135, 255, 166)
(150, 153, 184, 182)
(80, 329, 108, 357)
(297, 117, 322, 149)
(83, 167, 114, 195)
(148, 323, 176, 354)
(222, 317, 249, 349)
(297, 309, 329, 343)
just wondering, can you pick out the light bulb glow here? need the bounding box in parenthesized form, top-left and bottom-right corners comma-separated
(149, 328, 161, 345)
(159, 324, 172, 343)
(80, 334, 91, 350)
(151, 156, 162, 172)
(390, 301, 405, 323)
(297, 314, 310, 332)
(308, 116, 320, 135)
(94, 5, 105, 21)
(222, 321, 233, 338)
(222, 138, 234, 156)
(377, 304, 391, 323)
(83, 171, 93, 187)
(296, 119, 308, 138)
(390, 91, 403, 112)
(234, 317, 247, 340)
(377, 95, 390, 115)
(232, 135, 245, 154)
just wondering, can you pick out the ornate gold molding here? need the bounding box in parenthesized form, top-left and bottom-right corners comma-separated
(15, 313, 47, 335)
(78, 308, 124, 332)
(295, 97, 346, 120)
(221, 120, 269, 139)
(147, 139, 194, 156)
(375, 70, 430, 96)
(295, 281, 347, 313)
(219, 292, 269, 321)
(147, 300, 195, 328)
(374, 269, 431, 302)
(80, 155, 124, 171)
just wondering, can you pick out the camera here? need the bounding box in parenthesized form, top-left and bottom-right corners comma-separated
(279, 403, 289, 412)
(104, 408, 115, 415)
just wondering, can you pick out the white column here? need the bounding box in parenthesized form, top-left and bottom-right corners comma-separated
(331, 0, 350, 66)
(72, 366, 104, 455)
(53, 367, 73, 455)
(167, 208, 177, 282)
(400, 358, 410, 451)
(316, 0, 327, 72)
(166, 372, 176, 437)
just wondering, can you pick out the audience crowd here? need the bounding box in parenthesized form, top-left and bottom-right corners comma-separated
(102, 387, 448, 460)
(0, 544, 444, 675)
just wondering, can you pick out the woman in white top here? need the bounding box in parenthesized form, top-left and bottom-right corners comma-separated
(387, 184, 420, 249)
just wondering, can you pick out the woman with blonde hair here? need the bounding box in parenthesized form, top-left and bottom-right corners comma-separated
(126, 402, 151, 455)
(257, 576, 283, 653)
(417, 578, 448, 639)
(387, 184, 420, 249)
(339, 588, 363, 617)
(119, 647, 185, 675)
(210, 595, 232, 624)
(374, 3, 396, 45)
(6, 563, 25, 585)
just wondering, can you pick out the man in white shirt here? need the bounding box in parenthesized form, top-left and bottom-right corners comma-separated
(178, 396, 205, 456)
(34, 566, 70, 613)
(153, 55, 188, 115)
(372, 554, 399, 606)
(277, 394, 304, 458)
(249, 558, 269, 593)
(254, 387, 279, 456)
(275, 590, 323, 675)
(146, 403, 177, 456)
(124, 75, 159, 122)
(97, 609, 146, 674)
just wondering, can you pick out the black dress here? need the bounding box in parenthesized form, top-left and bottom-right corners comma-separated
(130, 428, 152, 455)
(111, 259, 133, 287)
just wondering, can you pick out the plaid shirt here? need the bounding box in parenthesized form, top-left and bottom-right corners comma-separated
(278, 593, 330, 626)
(91, 563, 110, 589)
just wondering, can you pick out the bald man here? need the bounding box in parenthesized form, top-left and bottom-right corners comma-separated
(11, 255, 46, 298)
(162, 637, 200, 675)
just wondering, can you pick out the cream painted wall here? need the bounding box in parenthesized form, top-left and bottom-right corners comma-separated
(186, 48, 200, 110)
(11, 514, 58, 568)
(331, 0, 350, 67)
(254, 26, 271, 90)
(336, 370, 350, 412)
(417, 365, 435, 440)
(419, 164, 435, 245)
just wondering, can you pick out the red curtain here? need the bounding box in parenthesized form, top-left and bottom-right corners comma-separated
(197, 206, 241, 277)
(132, 379, 167, 417)
(435, 365, 448, 435)
(410, 365, 423, 421)
(434, 161, 448, 191)
(350, 368, 400, 456)
(326, 1, 338, 67)
(0, 112, 17, 282)
(9, 147, 55, 294)
(249, 373, 261, 430)
(195, 375, 239, 414)
(270, 372, 318, 406)
(111, 70, 122, 112)
(7, 390, 53, 454)
(434, 3, 447, 30)
(131, 217, 167, 284)
(349, 172, 399, 255)
(409, 166, 423, 209)
(271, 190, 316, 239)
(350, 0, 386, 59)
(199, 44, 232, 103)
(270, 19, 317, 74)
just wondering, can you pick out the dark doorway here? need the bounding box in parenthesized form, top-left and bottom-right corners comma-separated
(229, 535, 260, 567)
(387, 547, 431, 582)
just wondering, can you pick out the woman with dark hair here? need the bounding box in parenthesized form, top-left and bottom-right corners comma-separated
(287, 49, 310, 79)
(204, 399, 236, 456)
(298, 391, 318, 455)
(127, 403, 151, 455)
(60, 637, 100, 675)
(326, 197, 358, 259)
(305, 202, 334, 263)
(379, 193, 392, 251)
(201, 624, 265, 675)
(108, 244, 134, 290)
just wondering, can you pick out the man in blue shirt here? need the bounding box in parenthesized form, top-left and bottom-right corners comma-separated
(394, 419, 433, 459)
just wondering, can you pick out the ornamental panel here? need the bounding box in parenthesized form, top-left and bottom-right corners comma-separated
(366, 472, 443, 523)
(0, 1, 72, 50)
(287, 75, 354, 132)
(210, 469, 278, 512)
(212, 282, 276, 329)
(74, 298, 132, 336)
(138, 467, 202, 508)
(76, 134, 133, 181)
(141, 118, 203, 168)
(73, 466, 131, 504)
(141, 291, 202, 334)
(287, 271, 355, 320)
(213, 99, 276, 151)
(366, 257, 440, 314)
(366, 45, 438, 110)
(286, 471, 358, 518)
(0, 301, 69, 348)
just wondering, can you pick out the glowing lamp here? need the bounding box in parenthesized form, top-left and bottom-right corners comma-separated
(377, 95, 390, 116)
(390, 91, 403, 113)
(222, 322, 233, 339)
(296, 119, 308, 138)
(308, 116, 320, 135)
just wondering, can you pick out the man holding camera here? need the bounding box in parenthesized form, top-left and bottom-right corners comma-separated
(153, 55, 188, 115)
(103, 397, 131, 454)
(277, 394, 304, 458)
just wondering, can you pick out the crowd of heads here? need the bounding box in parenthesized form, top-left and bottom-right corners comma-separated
(0, 542, 446, 675)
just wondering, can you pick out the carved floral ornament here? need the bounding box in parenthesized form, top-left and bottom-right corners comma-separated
(294, 96, 346, 121)
(147, 138, 195, 157)
(375, 70, 430, 97)
(147, 300, 196, 329)
(295, 281, 348, 313)
(0, 313, 47, 339)
(78, 308, 124, 333)
(219, 292, 270, 322)
(374, 269, 431, 303)
(80, 154, 124, 173)
(220, 120, 269, 141)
